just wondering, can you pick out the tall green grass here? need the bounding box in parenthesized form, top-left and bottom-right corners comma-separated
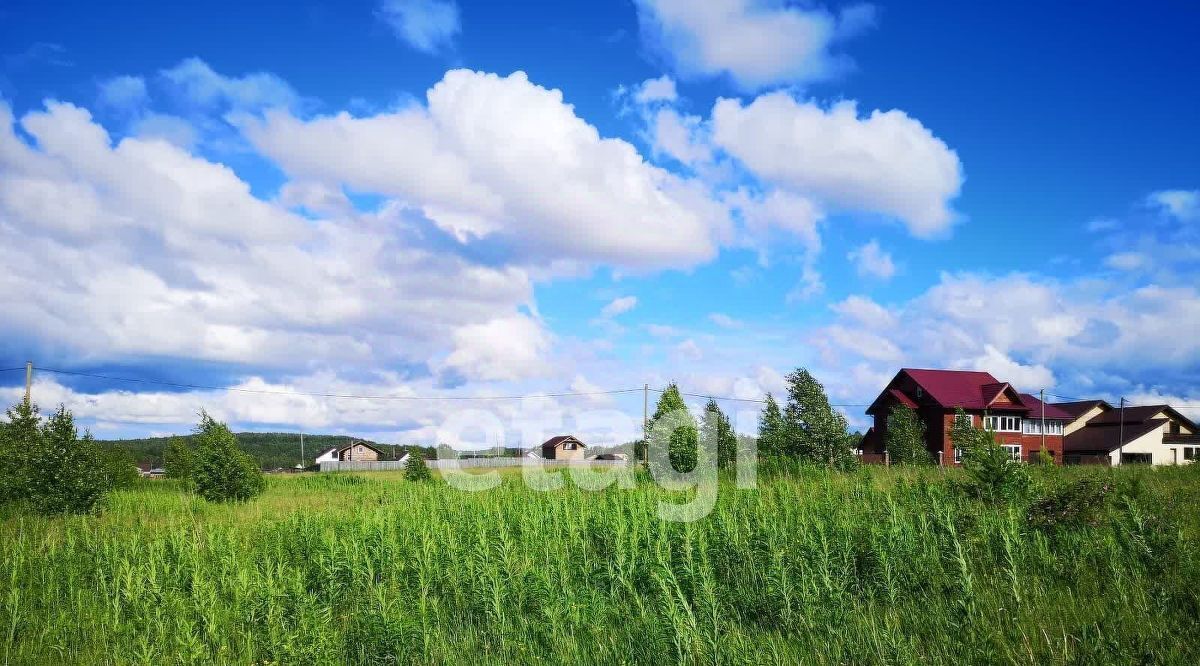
(2, 466, 1199, 664)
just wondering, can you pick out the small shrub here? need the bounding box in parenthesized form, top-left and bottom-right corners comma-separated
(1027, 475, 1115, 533)
(190, 412, 265, 502)
(951, 408, 1031, 503)
(404, 453, 433, 482)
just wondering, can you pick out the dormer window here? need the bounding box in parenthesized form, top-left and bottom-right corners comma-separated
(915, 387, 924, 399)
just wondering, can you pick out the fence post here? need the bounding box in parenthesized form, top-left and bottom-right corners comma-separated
(937, 450, 943, 467)
(884, 451, 890, 467)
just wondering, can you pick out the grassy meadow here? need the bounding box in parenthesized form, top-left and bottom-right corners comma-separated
(3, 464, 1200, 664)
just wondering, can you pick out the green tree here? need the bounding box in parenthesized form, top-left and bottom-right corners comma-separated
(757, 393, 787, 458)
(886, 406, 930, 466)
(98, 443, 140, 490)
(648, 384, 699, 472)
(164, 436, 195, 483)
(782, 368, 856, 469)
(23, 405, 112, 515)
(404, 453, 433, 481)
(950, 408, 1030, 502)
(190, 412, 265, 502)
(0, 399, 40, 504)
(701, 399, 738, 470)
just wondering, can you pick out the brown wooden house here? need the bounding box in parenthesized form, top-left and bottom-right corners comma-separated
(540, 435, 587, 460)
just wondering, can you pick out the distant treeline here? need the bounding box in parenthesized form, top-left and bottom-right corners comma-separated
(98, 432, 437, 470)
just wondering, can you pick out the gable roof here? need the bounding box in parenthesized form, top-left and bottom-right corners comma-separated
(887, 388, 918, 409)
(541, 435, 586, 449)
(1065, 418, 1168, 453)
(1086, 405, 1197, 430)
(1017, 393, 1077, 421)
(1052, 400, 1112, 420)
(902, 368, 1003, 409)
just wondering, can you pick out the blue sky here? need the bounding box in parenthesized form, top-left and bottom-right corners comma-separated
(1, 0, 1198, 444)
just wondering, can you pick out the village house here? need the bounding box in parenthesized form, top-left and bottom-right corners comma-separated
(539, 435, 587, 461)
(1054, 401, 1199, 465)
(861, 369, 1074, 465)
(314, 440, 386, 464)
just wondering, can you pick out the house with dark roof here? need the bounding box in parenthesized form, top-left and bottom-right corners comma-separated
(1052, 402, 1199, 465)
(861, 369, 1074, 465)
(540, 435, 587, 461)
(313, 440, 388, 464)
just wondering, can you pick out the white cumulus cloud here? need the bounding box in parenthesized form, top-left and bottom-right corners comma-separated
(712, 94, 963, 237)
(634, 0, 876, 90)
(378, 0, 461, 54)
(847, 239, 896, 280)
(600, 296, 639, 318)
(239, 70, 730, 272)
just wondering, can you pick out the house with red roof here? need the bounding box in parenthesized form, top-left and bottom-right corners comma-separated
(861, 368, 1074, 465)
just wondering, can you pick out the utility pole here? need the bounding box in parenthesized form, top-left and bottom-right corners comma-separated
(300, 432, 305, 468)
(1040, 388, 1046, 460)
(643, 383, 649, 463)
(1118, 397, 1127, 465)
(24, 361, 32, 404)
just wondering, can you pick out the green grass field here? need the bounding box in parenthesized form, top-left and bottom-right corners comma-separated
(3, 465, 1200, 665)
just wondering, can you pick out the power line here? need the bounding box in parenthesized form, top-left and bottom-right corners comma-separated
(1046, 391, 1200, 409)
(0, 367, 29, 374)
(34, 367, 643, 402)
(648, 386, 870, 408)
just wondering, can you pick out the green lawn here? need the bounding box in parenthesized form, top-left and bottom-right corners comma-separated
(2, 465, 1199, 664)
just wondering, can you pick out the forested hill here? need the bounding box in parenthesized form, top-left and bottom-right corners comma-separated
(97, 433, 435, 470)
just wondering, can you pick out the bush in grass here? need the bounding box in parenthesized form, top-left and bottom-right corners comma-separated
(404, 452, 432, 482)
(190, 412, 265, 502)
(0, 401, 113, 515)
(1027, 474, 1115, 533)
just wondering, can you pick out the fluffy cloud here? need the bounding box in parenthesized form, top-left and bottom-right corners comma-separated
(847, 239, 896, 280)
(816, 272, 1200, 401)
(708, 313, 743, 329)
(97, 75, 148, 110)
(1147, 189, 1199, 222)
(240, 70, 729, 272)
(634, 0, 876, 90)
(712, 94, 963, 236)
(161, 57, 299, 110)
(442, 316, 550, 381)
(633, 75, 678, 104)
(600, 296, 638, 318)
(1105, 251, 1147, 271)
(377, 0, 461, 54)
(0, 100, 540, 380)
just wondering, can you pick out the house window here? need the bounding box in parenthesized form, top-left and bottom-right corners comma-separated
(1001, 444, 1022, 462)
(984, 415, 1021, 432)
(564, 441, 576, 450)
(953, 447, 964, 464)
(1021, 420, 1064, 436)
(1121, 452, 1152, 465)
(1184, 447, 1197, 461)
